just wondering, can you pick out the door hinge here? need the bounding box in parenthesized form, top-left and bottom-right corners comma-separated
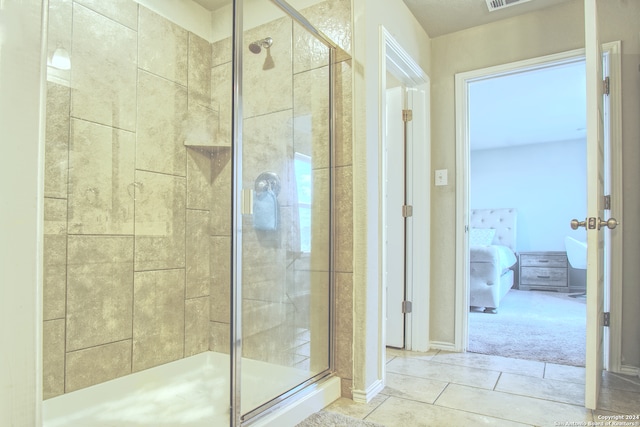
(604, 195, 611, 210)
(402, 109, 413, 122)
(402, 300, 413, 314)
(603, 312, 610, 327)
(402, 205, 413, 218)
(603, 77, 610, 96)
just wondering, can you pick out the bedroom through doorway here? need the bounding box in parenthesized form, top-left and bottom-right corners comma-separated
(464, 55, 589, 368)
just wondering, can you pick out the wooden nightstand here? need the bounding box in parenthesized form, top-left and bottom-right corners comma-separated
(518, 251, 568, 292)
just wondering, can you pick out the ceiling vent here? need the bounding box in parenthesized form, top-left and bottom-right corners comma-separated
(485, 0, 533, 12)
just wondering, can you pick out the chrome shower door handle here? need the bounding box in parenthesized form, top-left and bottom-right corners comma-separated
(241, 188, 254, 215)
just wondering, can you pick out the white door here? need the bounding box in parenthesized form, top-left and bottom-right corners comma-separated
(385, 86, 406, 348)
(584, 0, 618, 409)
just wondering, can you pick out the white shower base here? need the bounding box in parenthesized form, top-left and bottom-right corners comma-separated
(43, 351, 340, 427)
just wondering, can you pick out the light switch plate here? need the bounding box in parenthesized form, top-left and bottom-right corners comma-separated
(435, 169, 448, 186)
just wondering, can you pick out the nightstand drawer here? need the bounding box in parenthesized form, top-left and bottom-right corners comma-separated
(520, 254, 567, 268)
(521, 267, 568, 286)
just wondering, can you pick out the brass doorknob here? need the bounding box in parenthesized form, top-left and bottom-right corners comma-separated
(570, 219, 586, 230)
(598, 218, 618, 230)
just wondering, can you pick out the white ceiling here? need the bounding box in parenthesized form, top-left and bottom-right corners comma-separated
(401, 0, 575, 38)
(469, 60, 586, 151)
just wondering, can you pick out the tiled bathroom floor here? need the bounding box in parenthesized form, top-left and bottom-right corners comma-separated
(324, 349, 640, 427)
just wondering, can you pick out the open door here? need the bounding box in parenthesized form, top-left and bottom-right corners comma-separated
(582, 0, 618, 409)
(385, 85, 407, 349)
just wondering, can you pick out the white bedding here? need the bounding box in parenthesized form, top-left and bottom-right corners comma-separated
(470, 244, 517, 271)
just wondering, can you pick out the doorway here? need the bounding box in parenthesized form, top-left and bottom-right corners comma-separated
(454, 46, 623, 371)
(380, 28, 430, 353)
(468, 58, 588, 367)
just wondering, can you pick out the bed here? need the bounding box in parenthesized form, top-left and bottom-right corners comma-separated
(469, 208, 518, 313)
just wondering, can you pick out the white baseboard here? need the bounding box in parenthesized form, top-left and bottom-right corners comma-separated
(351, 379, 385, 404)
(250, 376, 341, 427)
(430, 341, 457, 352)
(619, 364, 640, 378)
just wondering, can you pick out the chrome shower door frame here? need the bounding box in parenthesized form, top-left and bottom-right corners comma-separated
(230, 0, 339, 425)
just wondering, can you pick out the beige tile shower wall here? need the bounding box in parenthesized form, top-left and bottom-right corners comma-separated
(297, 0, 353, 397)
(42, 1, 216, 399)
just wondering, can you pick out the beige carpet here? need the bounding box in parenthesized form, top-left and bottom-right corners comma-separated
(468, 289, 586, 366)
(296, 411, 385, 427)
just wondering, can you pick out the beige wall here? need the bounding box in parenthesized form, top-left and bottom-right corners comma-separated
(598, 0, 640, 371)
(429, 0, 640, 369)
(352, 0, 431, 398)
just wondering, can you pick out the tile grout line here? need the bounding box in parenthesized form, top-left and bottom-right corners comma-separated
(493, 371, 502, 391)
(432, 381, 451, 406)
(361, 394, 390, 422)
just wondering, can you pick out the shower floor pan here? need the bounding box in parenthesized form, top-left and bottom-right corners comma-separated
(43, 351, 340, 426)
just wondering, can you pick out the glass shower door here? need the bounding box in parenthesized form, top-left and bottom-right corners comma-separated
(233, 0, 333, 422)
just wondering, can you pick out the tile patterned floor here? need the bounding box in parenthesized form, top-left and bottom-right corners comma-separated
(323, 349, 640, 427)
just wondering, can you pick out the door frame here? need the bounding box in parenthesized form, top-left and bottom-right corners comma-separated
(379, 26, 431, 355)
(453, 45, 623, 372)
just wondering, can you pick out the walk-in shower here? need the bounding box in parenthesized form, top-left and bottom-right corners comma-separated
(41, 0, 340, 425)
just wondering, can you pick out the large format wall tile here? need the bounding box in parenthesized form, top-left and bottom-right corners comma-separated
(43, 198, 67, 321)
(309, 167, 330, 272)
(186, 209, 210, 298)
(300, 0, 352, 58)
(188, 32, 212, 108)
(292, 16, 331, 75)
(210, 236, 230, 323)
(335, 166, 353, 273)
(209, 321, 229, 354)
(43, 319, 65, 399)
(211, 38, 231, 68)
(184, 102, 218, 148)
(334, 60, 353, 168)
(187, 148, 213, 210)
(293, 66, 330, 169)
(138, 7, 188, 86)
(210, 148, 232, 235)
(47, 0, 72, 77)
(71, 3, 137, 131)
(68, 119, 135, 235)
(66, 236, 134, 351)
(74, 0, 138, 30)
(242, 110, 292, 205)
(185, 296, 209, 357)
(243, 17, 293, 119)
(137, 70, 188, 176)
(65, 340, 131, 392)
(133, 269, 185, 372)
(134, 171, 186, 271)
(44, 82, 70, 199)
(186, 29, 216, 147)
(334, 272, 353, 381)
(211, 63, 232, 147)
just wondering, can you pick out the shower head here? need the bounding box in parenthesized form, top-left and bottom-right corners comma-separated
(249, 42, 262, 54)
(248, 37, 273, 54)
